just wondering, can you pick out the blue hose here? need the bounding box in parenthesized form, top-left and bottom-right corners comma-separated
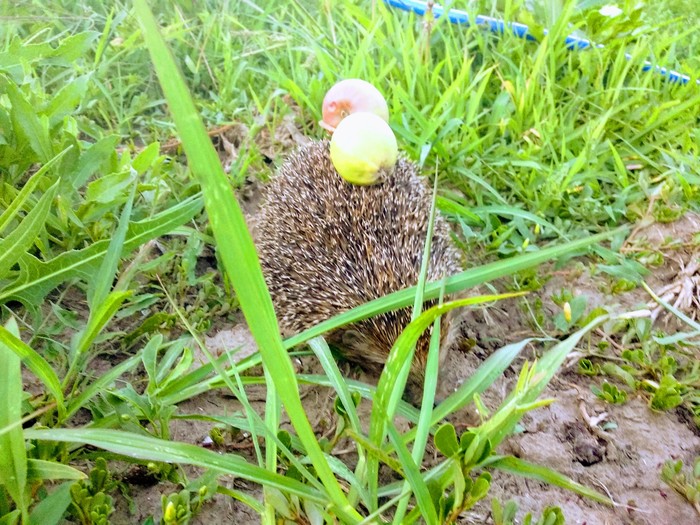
(384, 0, 699, 86)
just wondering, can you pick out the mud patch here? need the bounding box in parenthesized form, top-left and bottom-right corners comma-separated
(483, 384, 700, 524)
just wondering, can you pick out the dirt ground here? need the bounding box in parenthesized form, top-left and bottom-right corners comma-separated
(440, 214, 700, 524)
(110, 214, 700, 524)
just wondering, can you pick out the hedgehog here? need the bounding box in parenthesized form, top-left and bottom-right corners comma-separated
(255, 140, 463, 395)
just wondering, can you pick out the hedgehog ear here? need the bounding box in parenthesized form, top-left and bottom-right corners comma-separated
(341, 329, 364, 348)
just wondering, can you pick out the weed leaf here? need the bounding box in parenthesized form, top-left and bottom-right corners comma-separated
(4, 80, 52, 162)
(0, 318, 29, 521)
(25, 428, 327, 505)
(0, 195, 202, 310)
(0, 323, 65, 418)
(0, 147, 69, 234)
(0, 180, 58, 279)
(28, 481, 74, 525)
(68, 136, 120, 190)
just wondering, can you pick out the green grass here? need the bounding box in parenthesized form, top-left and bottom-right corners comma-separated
(1, 0, 699, 523)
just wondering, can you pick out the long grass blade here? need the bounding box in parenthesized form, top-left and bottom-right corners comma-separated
(0, 181, 58, 279)
(25, 428, 327, 504)
(0, 322, 65, 418)
(485, 455, 612, 504)
(132, 2, 360, 520)
(0, 318, 28, 521)
(87, 182, 136, 310)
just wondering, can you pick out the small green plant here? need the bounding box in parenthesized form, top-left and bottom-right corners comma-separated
(591, 382, 628, 404)
(579, 313, 700, 422)
(154, 472, 217, 525)
(491, 498, 566, 525)
(646, 375, 687, 411)
(661, 457, 700, 512)
(432, 425, 494, 521)
(265, 488, 326, 525)
(69, 458, 117, 525)
(160, 489, 196, 525)
(551, 290, 588, 332)
(578, 358, 600, 376)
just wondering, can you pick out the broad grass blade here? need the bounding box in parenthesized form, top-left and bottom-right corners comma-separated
(25, 428, 326, 504)
(0, 318, 28, 521)
(28, 481, 73, 525)
(0, 322, 65, 418)
(0, 181, 58, 279)
(26, 459, 86, 481)
(485, 455, 611, 504)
